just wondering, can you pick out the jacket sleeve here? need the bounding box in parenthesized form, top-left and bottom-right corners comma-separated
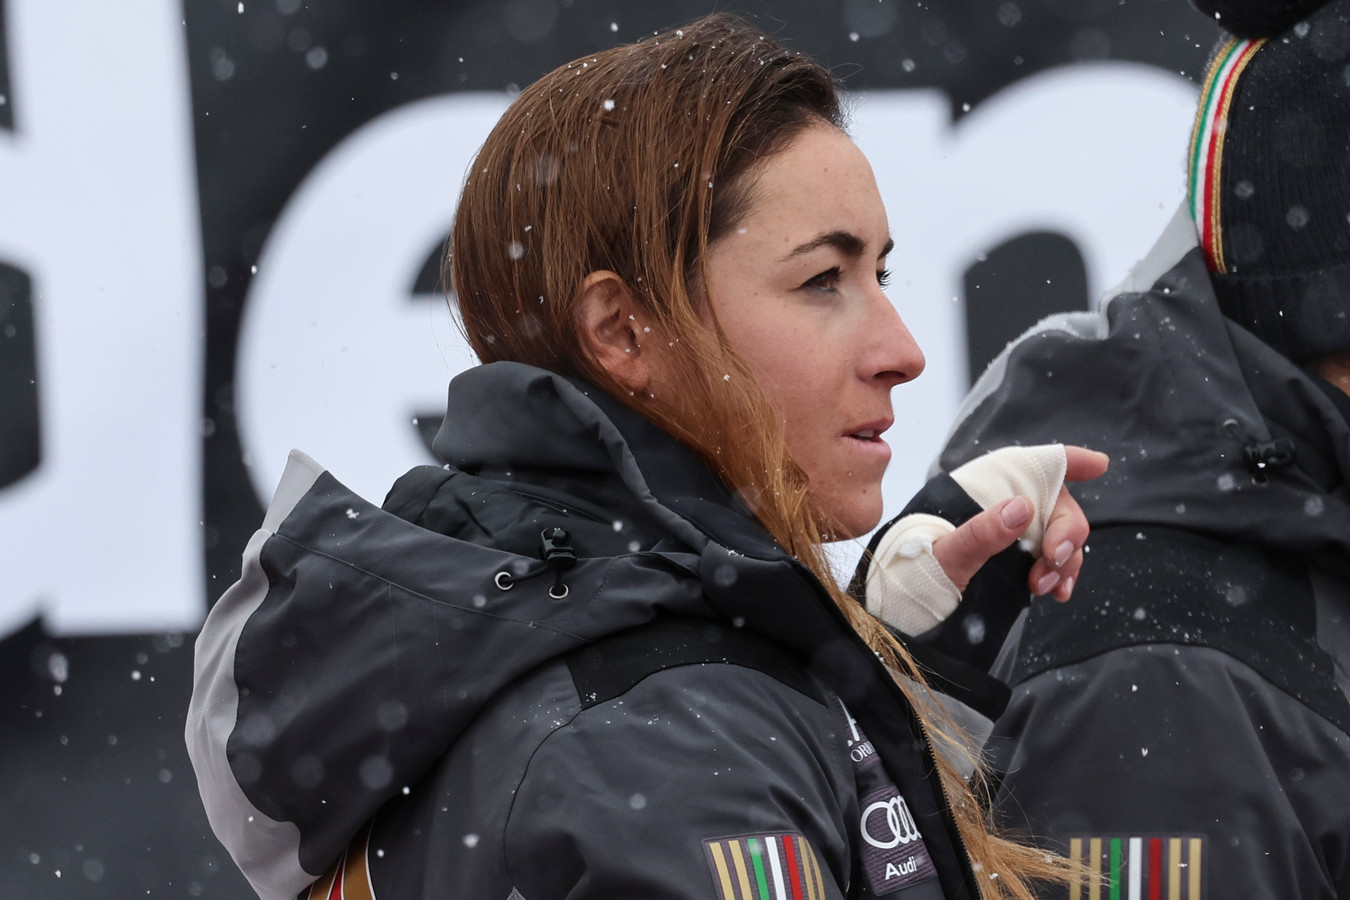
(502, 661, 855, 899)
(990, 643, 1350, 899)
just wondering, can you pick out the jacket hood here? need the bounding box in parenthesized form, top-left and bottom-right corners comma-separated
(941, 204, 1350, 576)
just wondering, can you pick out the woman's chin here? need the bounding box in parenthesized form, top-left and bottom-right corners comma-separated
(817, 494, 883, 543)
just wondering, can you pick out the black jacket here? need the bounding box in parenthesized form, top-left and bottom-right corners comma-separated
(935, 207, 1350, 898)
(186, 362, 983, 899)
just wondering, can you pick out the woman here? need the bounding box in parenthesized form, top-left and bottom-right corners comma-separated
(187, 15, 1102, 899)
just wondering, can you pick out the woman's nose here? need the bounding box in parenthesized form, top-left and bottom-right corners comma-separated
(864, 292, 925, 388)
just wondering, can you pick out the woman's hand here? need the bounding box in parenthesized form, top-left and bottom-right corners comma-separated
(930, 446, 1108, 602)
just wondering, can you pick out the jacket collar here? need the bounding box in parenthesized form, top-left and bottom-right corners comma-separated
(433, 361, 782, 559)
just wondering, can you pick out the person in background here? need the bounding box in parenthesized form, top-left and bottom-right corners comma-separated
(860, 0, 1350, 896)
(185, 15, 1107, 900)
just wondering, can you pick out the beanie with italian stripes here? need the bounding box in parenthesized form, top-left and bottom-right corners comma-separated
(1188, 0, 1350, 361)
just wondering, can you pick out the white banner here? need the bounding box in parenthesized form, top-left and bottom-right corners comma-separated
(0, 2, 1196, 634)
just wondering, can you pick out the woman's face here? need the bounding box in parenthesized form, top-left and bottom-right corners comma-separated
(704, 123, 925, 538)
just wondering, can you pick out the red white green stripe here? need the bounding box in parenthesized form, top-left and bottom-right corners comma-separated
(1188, 37, 1266, 273)
(1069, 835, 1204, 900)
(705, 833, 826, 900)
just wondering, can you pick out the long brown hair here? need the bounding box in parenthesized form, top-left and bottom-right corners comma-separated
(449, 15, 1070, 897)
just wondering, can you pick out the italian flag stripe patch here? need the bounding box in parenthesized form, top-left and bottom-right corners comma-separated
(1069, 834, 1205, 900)
(704, 833, 824, 900)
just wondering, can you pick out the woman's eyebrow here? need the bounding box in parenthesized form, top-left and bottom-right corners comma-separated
(780, 231, 894, 261)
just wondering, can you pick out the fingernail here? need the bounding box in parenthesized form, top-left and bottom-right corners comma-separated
(1062, 576, 1075, 598)
(1053, 540, 1074, 567)
(1001, 497, 1030, 528)
(1036, 571, 1061, 595)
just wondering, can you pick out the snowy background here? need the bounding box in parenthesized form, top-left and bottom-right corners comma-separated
(0, 0, 1217, 896)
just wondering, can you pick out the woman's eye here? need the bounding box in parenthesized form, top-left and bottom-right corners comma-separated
(804, 267, 842, 291)
(877, 268, 892, 288)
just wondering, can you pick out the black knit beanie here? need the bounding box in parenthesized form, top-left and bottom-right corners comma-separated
(1191, 0, 1334, 39)
(1188, 0, 1350, 361)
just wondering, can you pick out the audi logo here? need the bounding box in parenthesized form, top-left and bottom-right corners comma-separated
(861, 795, 922, 850)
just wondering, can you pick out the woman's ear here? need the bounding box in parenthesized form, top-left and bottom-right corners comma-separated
(574, 270, 653, 393)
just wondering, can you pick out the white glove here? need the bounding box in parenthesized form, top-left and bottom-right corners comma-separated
(864, 444, 1067, 636)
